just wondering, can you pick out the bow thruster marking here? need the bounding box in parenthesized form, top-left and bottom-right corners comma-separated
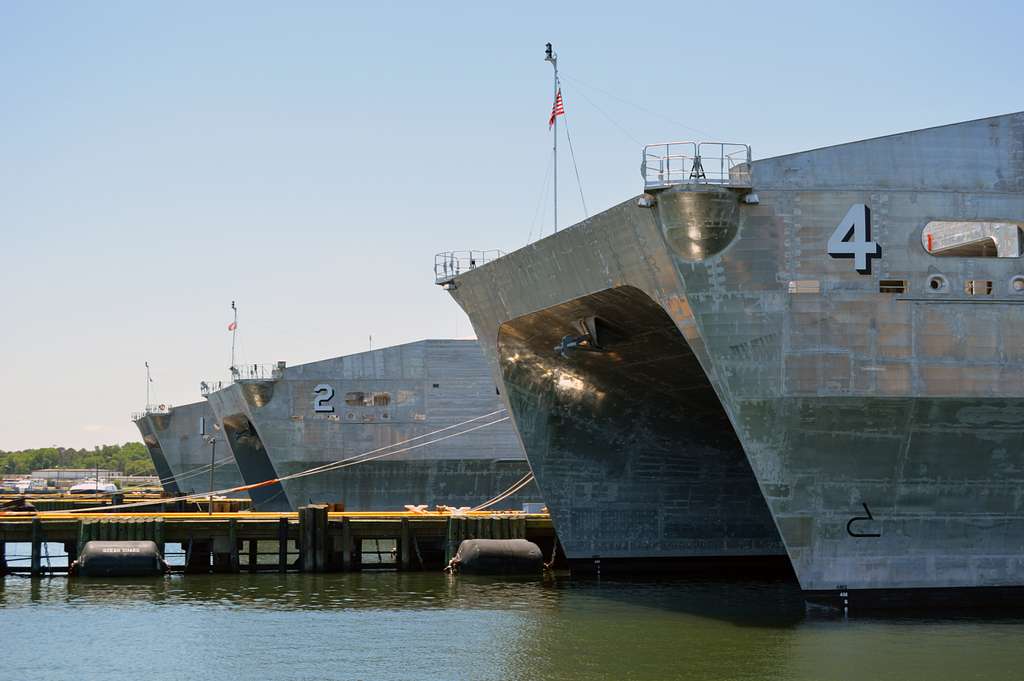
(846, 502, 881, 538)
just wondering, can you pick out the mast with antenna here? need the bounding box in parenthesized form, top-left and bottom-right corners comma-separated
(230, 301, 239, 380)
(545, 42, 558, 234)
(145, 361, 152, 411)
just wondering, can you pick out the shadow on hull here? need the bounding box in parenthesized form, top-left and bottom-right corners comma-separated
(220, 414, 292, 512)
(497, 285, 786, 566)
(134, 419, 181, 496)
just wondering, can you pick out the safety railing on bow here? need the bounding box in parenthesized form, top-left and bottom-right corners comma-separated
(434, 250, 506, 285)
(200, 362, 287, 396)
(130, 405, 172, 421)
(642, 141, 752, 189)
(231, 363, 284, 381)
(199, 380, 226, 397)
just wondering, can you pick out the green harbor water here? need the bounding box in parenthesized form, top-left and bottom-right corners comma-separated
(2, 572, 1024, 681)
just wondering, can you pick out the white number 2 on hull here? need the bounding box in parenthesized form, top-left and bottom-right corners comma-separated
(827, 204, 880, 274)
(313, 384, 335, 413)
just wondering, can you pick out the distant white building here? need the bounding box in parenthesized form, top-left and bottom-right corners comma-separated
(29, 469, 160, 489)
(30, 468, 118, 482)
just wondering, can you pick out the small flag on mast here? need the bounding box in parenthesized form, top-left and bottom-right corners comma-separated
(228, 321, 237, 331)
(548, 88, 564, 129)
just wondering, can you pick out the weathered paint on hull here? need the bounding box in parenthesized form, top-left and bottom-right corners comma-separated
(497, 286, 785, 564)
(146, 401, 247, 499)
(271, 459, 538, 511)
(207, 339, 542, 511)
(204, 385, 292, 511)
(447, 112, 1024, 604)
(132, 416, 181, 495)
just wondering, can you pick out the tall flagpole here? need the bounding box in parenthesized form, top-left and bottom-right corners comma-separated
(230, 301, 238, 377)
(145, 361, 151, 411)
(545, 43, 558, 234)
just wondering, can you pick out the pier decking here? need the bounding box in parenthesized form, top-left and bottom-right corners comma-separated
(0, 508, 556, 576)
(0, 493, 251, 513)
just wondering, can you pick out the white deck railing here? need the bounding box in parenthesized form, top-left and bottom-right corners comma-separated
(199, 362, 286, 396)
(642, 141, 751, 189)
(130, 405, 172, 422)
(434, 250, 505, 285)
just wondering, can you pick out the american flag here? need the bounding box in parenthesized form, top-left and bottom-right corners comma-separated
(548, 88, 564, 129)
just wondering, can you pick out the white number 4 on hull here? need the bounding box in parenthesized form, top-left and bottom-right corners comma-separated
(827, 204, 880, 274)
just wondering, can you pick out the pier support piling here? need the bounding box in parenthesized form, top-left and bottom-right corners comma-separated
(316, 505, 328, 571)
(341, 518, 352, 571)
(154, 519, 165, 559)
(0, 540, 6, 576)
(212, 520, 239, 573)
(277, 518, 288, 573)
(30, 518, 41, 576)
(185, 538, 212, 574)
(299, 505, 328, 572)
(400, 519, 411, 571)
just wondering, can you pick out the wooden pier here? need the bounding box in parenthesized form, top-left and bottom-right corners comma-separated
(0, 493, 251, 513)
(0, 506, 556, 576)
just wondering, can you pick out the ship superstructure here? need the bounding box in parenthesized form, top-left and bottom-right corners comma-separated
(442, 113, 1024, 606)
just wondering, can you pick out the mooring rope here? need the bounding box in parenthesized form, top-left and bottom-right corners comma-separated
(284, 417, 511, 481)
(119, 456, 238, 494)
(471, 472, 536, 512)
(470, 471, 533, 511)
(150, 437, 240, 487)
(47, 410, 512, 514)
(151, 455, 237, 488)
(283, 410, 509, 480)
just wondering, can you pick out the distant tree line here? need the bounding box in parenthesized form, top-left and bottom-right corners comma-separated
(0, 443, 155, 476)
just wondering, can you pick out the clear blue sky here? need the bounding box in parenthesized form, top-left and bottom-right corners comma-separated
(1, 1, 1020, 450)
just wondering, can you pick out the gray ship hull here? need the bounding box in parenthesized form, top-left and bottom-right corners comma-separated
(204, 385, 292, 511)
(470, 285, 786, 568)
(206, 339, 542, 511)
(133, 416, 181, 495)
(446, 113, 1024, 605)
(146, 401, 247, 498)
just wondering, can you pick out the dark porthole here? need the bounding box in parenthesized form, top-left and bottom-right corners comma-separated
(927, 274, 948, 292)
